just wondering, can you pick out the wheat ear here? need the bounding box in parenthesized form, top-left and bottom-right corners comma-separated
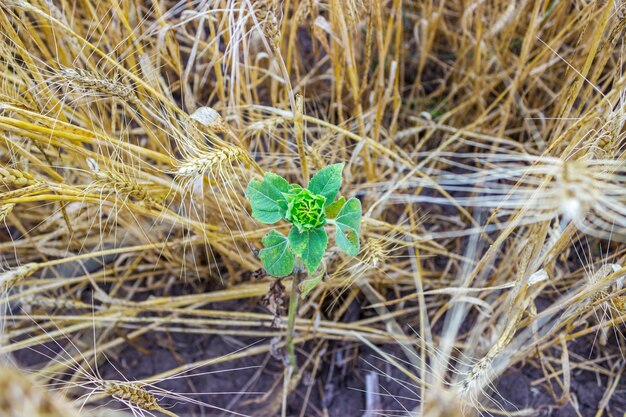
(0, 204, 14, 222)
(60, 67, 138, 104)
(0, 365, 81, 417)
(104, 381, 178, 417)
(176, 146, 246, 178)
(0, 167, 39, 187)
(0, 263, 39, 293)
(92, 170, 163, 206)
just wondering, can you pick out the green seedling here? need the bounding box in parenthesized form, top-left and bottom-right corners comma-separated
(246, 163, 362, 284)
(246, 163, 362, 371)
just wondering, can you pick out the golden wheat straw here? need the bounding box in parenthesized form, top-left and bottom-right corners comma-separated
(43, 1, 82, 52)
(0, 263, 39, 293)
(2, 1, 625, 416)
(19, 295, 92, 312)
(0, 365, 81, 417)
(0, 203, 14, 222)
(294, 93, 308, 182)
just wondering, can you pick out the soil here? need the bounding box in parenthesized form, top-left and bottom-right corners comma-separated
(13, 302, 626, 417)
(96, 334, 626, 416)
(7, 234, 625, 416)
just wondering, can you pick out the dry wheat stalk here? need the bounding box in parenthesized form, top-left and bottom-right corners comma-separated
(43, 1, 81, 52)
(0, 203, 14, 222)
(305, 144, 326, 170)
(1, 1, 625, 416)
(0, 263, 39, 293)
(343, 0, 366, 27)
(294, 0, 311, 24)
(422, 390, 472, 417)
(587, 263, 624, 346)
(0, 365, 81, 417)
(0, 184, 45, 201)
(4, 0, 30, 8)
(20, 295, 92, 312)
(245, 117, 286, 138)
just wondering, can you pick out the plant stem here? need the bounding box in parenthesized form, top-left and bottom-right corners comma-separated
(294, 93, 308, 183)
(286, 268, 303, 371)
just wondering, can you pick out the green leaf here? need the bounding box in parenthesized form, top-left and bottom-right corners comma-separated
(284, 187, 327, 231)
(334, 197, 361, 256)
(307, 163, 344, 205)
(288, 226, 328, 273)
(324, 196, 345, 219)
(245, 172, 290, 223)
(299, 269, 324, 298)
(259, 230, 295, 277)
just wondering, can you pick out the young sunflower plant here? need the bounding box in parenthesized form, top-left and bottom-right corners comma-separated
(245, 163, 362, 283)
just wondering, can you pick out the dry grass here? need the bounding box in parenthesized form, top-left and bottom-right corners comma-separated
(0, 363, 82, 417)
(0, 0, 625, 416)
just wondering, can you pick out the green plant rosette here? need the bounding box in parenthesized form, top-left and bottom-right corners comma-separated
(284, 187, 327, 231)
(245, 163, 362, 281)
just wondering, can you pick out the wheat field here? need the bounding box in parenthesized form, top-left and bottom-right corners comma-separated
(1, 1, 626, 416)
